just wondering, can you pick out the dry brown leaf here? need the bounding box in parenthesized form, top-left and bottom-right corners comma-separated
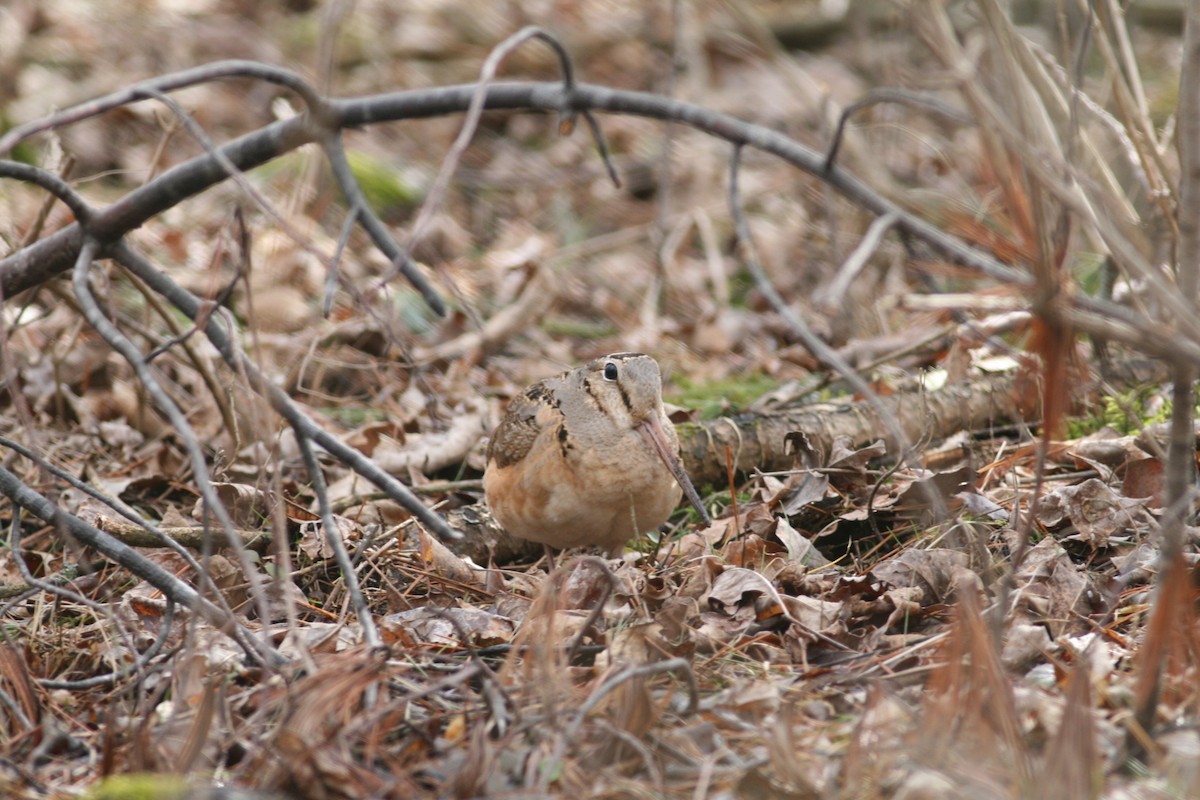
(871, 548, 970, 605)
(371, 398, 487, 476)
(1035, 477, 1148, 547)
(381, 607, 515, 649)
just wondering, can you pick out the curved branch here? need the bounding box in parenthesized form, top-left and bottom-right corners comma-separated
(0, 161, 94, 224)
(320, 132, 441, 312)
(0, 461, 273, 667)
(0, 114, 316, 296)
(0, 435, 245, 622)
(823, 88, 974, 172)
(71, 237, 280, 637)
(1, 80, 1027, 300)
(112, 241, 463, 544)
(727, 144, 945, 519)
(5, 78, 1195, 363)
(0, 59, 324, 155)
(38, 600, 177, 690)
(296, 432, 381, 648)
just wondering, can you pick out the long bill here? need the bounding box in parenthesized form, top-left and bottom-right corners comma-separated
(638, 413, 712, 526)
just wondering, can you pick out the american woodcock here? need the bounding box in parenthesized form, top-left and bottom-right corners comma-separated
(484, 353, 711, 555)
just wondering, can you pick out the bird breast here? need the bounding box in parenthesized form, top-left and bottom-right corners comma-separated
(485, 416, 683, 552)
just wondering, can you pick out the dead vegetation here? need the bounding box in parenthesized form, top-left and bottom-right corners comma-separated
(0, 0, 1198, 797)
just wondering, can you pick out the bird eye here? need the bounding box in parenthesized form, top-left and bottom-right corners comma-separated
(603, 362, 618, 381)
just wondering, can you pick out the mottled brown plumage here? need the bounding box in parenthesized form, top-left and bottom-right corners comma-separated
(484, 353, 709, 554)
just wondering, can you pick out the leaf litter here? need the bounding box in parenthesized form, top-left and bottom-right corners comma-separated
(0, 1, 1196, 797)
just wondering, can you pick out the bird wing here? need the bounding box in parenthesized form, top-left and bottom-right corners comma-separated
(486, 380, 562, 469)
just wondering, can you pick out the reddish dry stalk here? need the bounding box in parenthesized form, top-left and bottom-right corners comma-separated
(921, 588, 1031, 788)
(1131, 0, 1200, 761)
(1040, 659, 1100, 800)
(1130, 553, 1198, 754)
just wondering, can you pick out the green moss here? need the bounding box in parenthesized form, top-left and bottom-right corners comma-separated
(250, 149, 421, 220)
(727, 268, 757, 308)
(393, 286, 443, 335)
(1064, 415, 1101, 440)
(344, 150, 423, 217)
(1146, 71, 1179, 128)
(668, 373, 780, 420)
(86, 774, 190, 800)
(539, 316, 619, 340)
(0, 113, 38, 165)
(1068, 386, 1184, 438)
(1099, 387, 1173, 434)
(1071, 251, 1110, 295)
(325, 406, 387, 427)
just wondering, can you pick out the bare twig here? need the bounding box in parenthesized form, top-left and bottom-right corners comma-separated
(323, 200, 359, 318)
(295, 432, 380, 648)
(0, 60, 324, 154)
(400, 26, 611, 279)
(91, 517, 270, 552)
(820, 211, 899, 308)
(6, 77, 1192, 366)
(320, 131, 444, 314)
(0, 434, 247, 632)
(1, 80, 1025, 298)
(71, 237, 279, 639)
(129, 85, 446, 317)
(38, 600, 177, 690)
(125, 272, 239, 441)
(727, 144, 947, 520)
(1130, 0, 1200, 752)
(913, 0, 1192, 342)
(1161, 0, 1200, 584)
(561, 556, 618, 664)
(539, 656, 698, 792)
(822, 88, 974, 172)
(0, 469, 272, 666)
(0, 565, 79, 601)
(0, 161, 93, 223)
(111, 241, 462, 543)
(8, 510, 113, 622)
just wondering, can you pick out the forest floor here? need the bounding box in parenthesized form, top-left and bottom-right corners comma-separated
(0, 1, 1195, 798)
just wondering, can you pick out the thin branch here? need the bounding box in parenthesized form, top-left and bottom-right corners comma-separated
(295, 432, 381, 648)
(565, 659, 694, 751)
(0, 80, 1032, 300)
(38, 600, 177, 690)
(111, 241, 462, 543)
(561, 556, 617, 664)
(1130, 0, 1200, 753)
(820, 211, 899, 308)
(122, 267, 240, 440)
(1161, 0, 1200, 571)
(0, 462, 272, 666)
(0, 59, 324, 155)
(913, 1, 1193, 340)
(320, 132, 443, 314)
(70, 237, 279, 639)
(403, 27, 580, 273)
(0, 161, 93, 224)
(823, 88, 974, 172)
(0, 435, 246, 625)
(539, 657, 698, 792)
(580, 109, 621, 188)
(132, 86, 443, 317)
(132, 88, 375, 300)
(0, 564, 79, 601)
(324, 192, 360, 318)
(727, 143, 946, 520)
(8, 509, 115, 621)
(2, 81, 1035, 307)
